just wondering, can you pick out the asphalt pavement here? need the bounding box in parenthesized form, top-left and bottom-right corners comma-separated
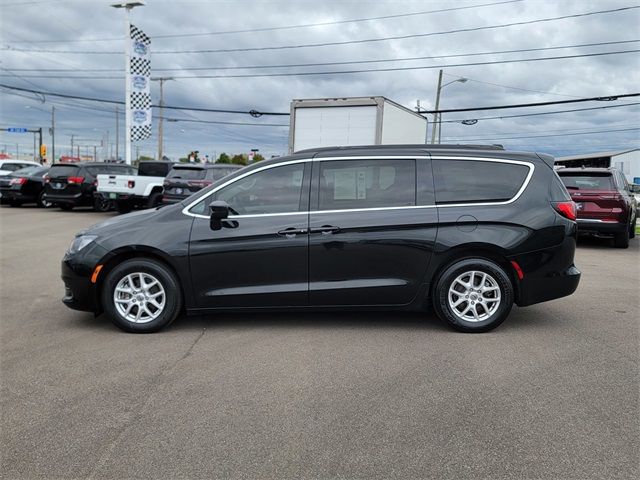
(1, 206, 638, 479)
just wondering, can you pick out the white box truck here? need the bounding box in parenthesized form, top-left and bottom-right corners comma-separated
(288, 96, 428, 154)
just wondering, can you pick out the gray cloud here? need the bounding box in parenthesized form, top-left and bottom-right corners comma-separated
(1, 0, 638, 160)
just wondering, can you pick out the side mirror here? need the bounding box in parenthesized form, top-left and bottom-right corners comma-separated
(209, 200, 229, 230)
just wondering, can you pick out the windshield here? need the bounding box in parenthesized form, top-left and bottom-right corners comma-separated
(167, 167, 206, 180)
(559, 173, 614, 190)
(48, 165, 80, 178)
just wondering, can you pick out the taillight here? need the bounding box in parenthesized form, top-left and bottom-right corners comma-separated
(553, 201, 577, 221)
(9, 177, 27, 185)
(44, 175, 50, 183)
(67, 176, 85, 184)
(128, 180, 135, 188)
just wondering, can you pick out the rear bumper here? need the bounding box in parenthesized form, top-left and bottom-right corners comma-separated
(44, 191, 89, 206)
(162, 193, 188, 204)
(577, 219, 627, 235)
(0, 189, 36, 202)
(95, 191, 145, 202)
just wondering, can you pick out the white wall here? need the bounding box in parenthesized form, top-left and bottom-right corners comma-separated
(611, 150, 640, 184)
(293, 106, 377, 152)
(380, 101, 427, 144)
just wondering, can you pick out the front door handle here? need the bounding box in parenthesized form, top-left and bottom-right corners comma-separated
(277, 227, 308, 238)
(310, 225, 341, 235)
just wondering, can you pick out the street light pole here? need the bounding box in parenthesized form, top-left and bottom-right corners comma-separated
(51, 105, 55, 163)
(111, 1, 145, 165)
(430, 70, 468, 144)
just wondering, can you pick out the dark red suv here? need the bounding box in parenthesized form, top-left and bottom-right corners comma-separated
(557, 167, 637, 248)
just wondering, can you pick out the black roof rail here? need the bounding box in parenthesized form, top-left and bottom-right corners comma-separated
(296, 143, 505, 154)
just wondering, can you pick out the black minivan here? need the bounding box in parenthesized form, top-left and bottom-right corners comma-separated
(61, 145, 580, 333)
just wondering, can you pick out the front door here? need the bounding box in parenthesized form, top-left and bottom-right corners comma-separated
(188, 161, 311, 308)
(308, 157, 438, 306)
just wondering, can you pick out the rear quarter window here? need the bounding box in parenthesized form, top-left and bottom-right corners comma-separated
(433, 159, 530, 204)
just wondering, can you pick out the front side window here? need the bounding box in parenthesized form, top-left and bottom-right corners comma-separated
(318, 159, 416, 210)
(191, 163, 305, 216)
(433, 159, 529, 204)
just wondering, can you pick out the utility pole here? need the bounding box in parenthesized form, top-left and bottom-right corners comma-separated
(51, 105, 56, 162)
(37, 127, 43, 163)
(430, 70, 443, 144)
(115, 106, 119, 161)
(152, 77, 173, 161)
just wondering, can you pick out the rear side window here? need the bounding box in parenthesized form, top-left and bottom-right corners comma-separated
(11, 166, 46, 177)
(433, 159, 529, 204)
(1, 163, 26, 172)
(318, 159, 416, 210)
(558, 173, 614, 191)
(208, 168, 239, 180)
(48, 165, 79, 177)
(167, 167, 206, 180)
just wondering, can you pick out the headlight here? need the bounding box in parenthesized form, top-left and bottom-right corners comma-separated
(68, 234, 98, 255)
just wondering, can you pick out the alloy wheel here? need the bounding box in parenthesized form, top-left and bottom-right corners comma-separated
(113, 272, 166, 324)
(448, 270, 501, 322)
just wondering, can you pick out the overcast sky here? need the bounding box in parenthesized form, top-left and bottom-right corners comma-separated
(1, 0, 639, 161)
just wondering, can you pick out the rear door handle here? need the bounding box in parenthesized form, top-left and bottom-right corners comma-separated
(277, 227, 308, 238)
(310, 225, 341, 235)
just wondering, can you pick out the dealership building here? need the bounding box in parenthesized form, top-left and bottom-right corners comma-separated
(554, 148, 640, 184)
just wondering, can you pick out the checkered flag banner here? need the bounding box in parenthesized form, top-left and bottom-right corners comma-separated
(129, 24, 151, 141)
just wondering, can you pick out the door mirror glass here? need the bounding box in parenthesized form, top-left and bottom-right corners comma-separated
(209, 200, 229, 230)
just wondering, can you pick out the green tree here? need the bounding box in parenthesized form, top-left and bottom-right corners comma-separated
(231, 154, 248, 166)
(252, 153, 265, 162)
(216, 152, 231, 164)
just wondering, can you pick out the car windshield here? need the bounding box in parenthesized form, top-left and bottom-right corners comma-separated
(48, 165, 80, 178)
(559, 173, 615, 190)
(167, 167, 206, 180)
(10, 166, 46, 177)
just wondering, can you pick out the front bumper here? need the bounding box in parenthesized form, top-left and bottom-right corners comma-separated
(61, 260, 98, 312)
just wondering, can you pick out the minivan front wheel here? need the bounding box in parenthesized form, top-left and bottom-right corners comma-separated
(433, 258, 514, 333)
(102, 258, 182, 333)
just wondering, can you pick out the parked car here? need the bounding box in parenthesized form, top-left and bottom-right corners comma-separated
(96, 161, 174, 214)
(557, 167, 637, 248)
(162, 163, 242, 204)
(44, 162, 137, 211)
(0, 165, 50, 207)
(61, 144, 581, 333)
(0, 160, 41, 176)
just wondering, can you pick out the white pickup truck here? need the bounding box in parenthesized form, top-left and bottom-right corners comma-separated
(96, 161, 174, 214)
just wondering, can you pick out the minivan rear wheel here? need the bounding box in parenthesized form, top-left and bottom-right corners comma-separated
(433, 258, 514, 333)
(102, 258, 182, 333)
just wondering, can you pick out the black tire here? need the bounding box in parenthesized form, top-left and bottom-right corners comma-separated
(146, 191, 163, 209)
(59, 204, 73, 211)
(37, 191, 52, 208)
(101, 258, 183, 333)
(613, 228, 629, 249)
(116, 200, 133, 214)
(93, 197, 112, 212)
(432, 258, 514, 333)
(629, 215, 636, 239)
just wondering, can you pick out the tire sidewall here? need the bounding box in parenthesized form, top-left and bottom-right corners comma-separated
(102, 259, 182, 333)
(434, 258, 514, 332)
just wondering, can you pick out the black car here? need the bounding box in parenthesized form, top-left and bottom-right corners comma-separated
(162, 163, 242, 204)
(0, 165, 50, 207)
(44, 162, 137, 211)
(61, 145, 580, 333)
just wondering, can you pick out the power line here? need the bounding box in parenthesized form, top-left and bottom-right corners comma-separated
(2, 49, 638, 80)
(3, 84, 639, 123)
(4, 5, 637, 54)
(443, 102, 640, 123)
(4, 39, 638, 73)
(5, 0, 524, 44)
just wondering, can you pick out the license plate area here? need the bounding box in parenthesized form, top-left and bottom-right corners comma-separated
(109, 193, 117, 199)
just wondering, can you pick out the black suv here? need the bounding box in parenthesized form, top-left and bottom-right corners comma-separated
(44, 162, 137, 211)
(61, 145, 580, 333)
(162, 163, 242, 204)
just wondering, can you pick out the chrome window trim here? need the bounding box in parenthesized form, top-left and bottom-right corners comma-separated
(182, 155, 535, 219)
